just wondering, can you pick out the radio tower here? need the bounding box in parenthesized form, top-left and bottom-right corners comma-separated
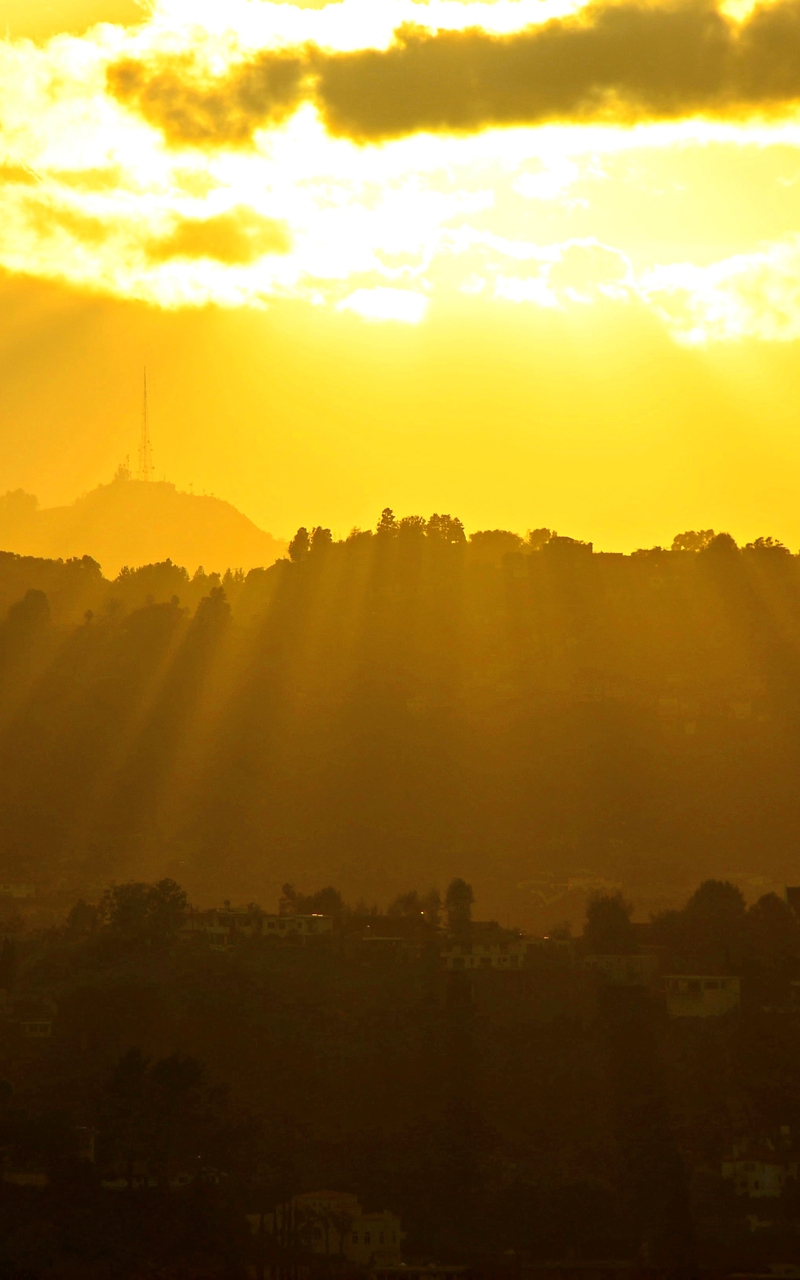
(138, 367, 154, 481)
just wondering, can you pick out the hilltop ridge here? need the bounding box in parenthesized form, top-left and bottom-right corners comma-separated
(0, 474, 287, 576)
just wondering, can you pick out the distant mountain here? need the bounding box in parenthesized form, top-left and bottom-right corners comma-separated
(0, 475, 287, 576)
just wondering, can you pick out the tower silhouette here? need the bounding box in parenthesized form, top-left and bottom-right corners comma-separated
(138, 368, 154, 482)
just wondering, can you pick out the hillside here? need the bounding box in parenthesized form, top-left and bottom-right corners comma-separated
(0, 520, 797, 926)
(0, 476, 287, 575)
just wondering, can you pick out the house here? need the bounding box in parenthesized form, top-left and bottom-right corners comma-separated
(180, 904, 262, 949)
(262, 914, 333, 941)
(20, 1019, 52, 1038)
(345, 1209, 402, 1265)
(665, 975, 740, 1017)
(1, 994, 56, 1039)
(584, 953, 658, 986)
(722, 1150, 798, 1197)
(0, 884, 34, 900)
(524, 937, 576, 967)
(180, 904, 333, 949)
(441, 939, 524, 970)
(256, 1191, 402, 1266)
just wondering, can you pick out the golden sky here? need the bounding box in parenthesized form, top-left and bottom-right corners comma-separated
(3, 0, 800, 548)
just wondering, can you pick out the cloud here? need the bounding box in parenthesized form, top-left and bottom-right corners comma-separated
(337, 285, 429, 321)
(147, 208, 291, 263)
(641, 236, 800, 341)
(25, 200, 111, 246)
(464, 233, 633, 306)
(0, 165, 40, 187)
(107, 50, 308, 147)
(0, 0, 146, 42)
(106, 0, 800, 147)
(2, 0, 800, 339)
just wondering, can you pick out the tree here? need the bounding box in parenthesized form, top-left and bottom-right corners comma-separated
(376, 508, 396, 537)
(310, 526, 332, 553)
(66, 899, 98, 936)
(423, 888, 442, 928)
(746, 536, 789, 555)
(583, 891, 636, 955)
(193, 585, 231, 632)
(289, 528, 310, 562)
(685, 878, 745, 924)
(702, 532, 738, 556)
(387, 890, 422, 917)
(426, 514, 466, 546)
(671, 529, 714, 552)
(746, 893, 800, 969)
(445, 878, 474, 935)
(279, 883, 343, 918)
(101, 1049, 219, 1188)
(681, 878, 746, 969)
(99, 878, 187, 943)
(526, 527, 554, 550)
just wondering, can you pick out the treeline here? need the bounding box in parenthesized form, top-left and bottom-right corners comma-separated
(2, 515, 800, 914)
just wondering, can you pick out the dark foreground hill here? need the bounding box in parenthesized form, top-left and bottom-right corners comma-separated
(0, 517, 798, 924)
(0, 475, 286, 576)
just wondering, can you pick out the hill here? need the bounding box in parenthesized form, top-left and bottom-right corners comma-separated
(0, 518, 796, 926)
(0, 475, 287, 576)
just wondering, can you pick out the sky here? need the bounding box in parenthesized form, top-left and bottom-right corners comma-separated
(2, 0, 800, 548)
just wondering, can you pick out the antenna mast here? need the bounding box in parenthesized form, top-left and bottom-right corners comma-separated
(138, 368, 154, 482)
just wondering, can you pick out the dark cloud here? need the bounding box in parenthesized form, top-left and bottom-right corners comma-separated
(316, 6, 734, 138)
(146, 208, 291, 263)
(107, 0, 800, 146)
(107, 51, 308, 147)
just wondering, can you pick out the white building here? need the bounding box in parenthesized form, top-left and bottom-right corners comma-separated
(665, 975, 740, 1017)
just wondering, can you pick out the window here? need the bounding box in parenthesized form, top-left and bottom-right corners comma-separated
(379, 1233, 384, 1244)
(352, 1234, 359, 1244)
(364, 1233, 371, 1245)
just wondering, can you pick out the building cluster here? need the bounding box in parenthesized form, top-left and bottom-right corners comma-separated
(177, 896, 757, 1024)
(249, 1191, 403, 1268)
(179, 903, 333, 949)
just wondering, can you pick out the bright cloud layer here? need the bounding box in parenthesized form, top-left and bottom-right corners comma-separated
(3, 0, 800, 340)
